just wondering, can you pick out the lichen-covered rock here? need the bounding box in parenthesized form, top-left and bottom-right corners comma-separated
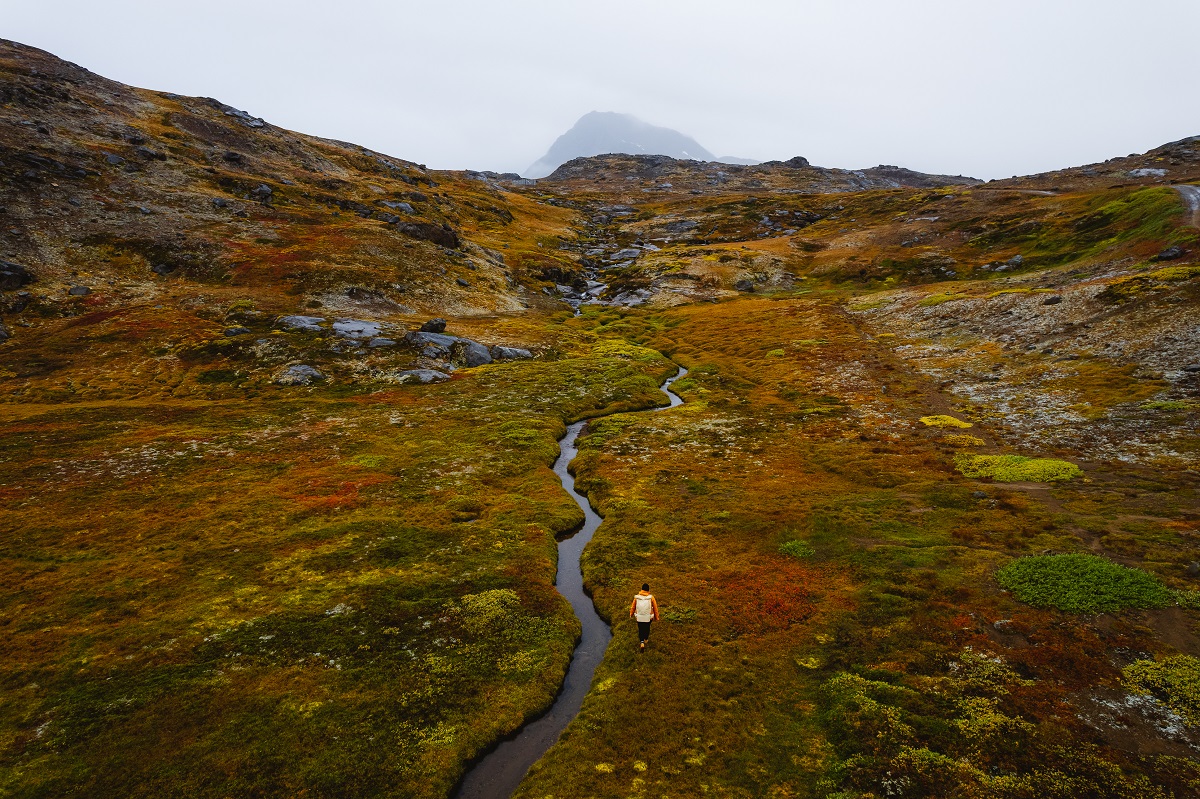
(388, 369, 450, 384)
(277, 315, 326, 333)
(451, 339, 493, 368)
(275, 364, 324, 385)
(332, 318, 381, 339)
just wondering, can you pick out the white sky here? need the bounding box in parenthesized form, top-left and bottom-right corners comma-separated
(6, 0, 1199, 179)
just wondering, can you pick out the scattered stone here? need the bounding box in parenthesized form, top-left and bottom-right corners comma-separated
(67, 285, 90, 296)
(332, 318, 382, 339)
(391, 369, 450, 384)
(1183, 364, 1200, 373)
(212, 197, 228, 208)
(277, 315, 326, 333)
(1006, 254, 1024, 268)
(223, 151, 243, 163)
(734, 279, 755, 292)
(0, 261, 32, 290)
(251, 184, 273, 199)
(1128, 167, 1167, 178)
(104, 153, 124, 166)
(396, 221, 460, 249)
(150, 263, 176, 276)
(224, 327, 251, 337)
(456, 278, 470, 287)
(1043, 295, 1063, 305)
(135, 146, 165, 161)
(450, 339, 493, 368)
(1152, 246, 1185, 262)
(422, 343, 449, 359)
(419, 318, 447, 333)
(380, 200, 414, 213)
(0, 322, 9, 342)
(275, 364, 324, 385)
(367, 337, 396, 348)
(972, 491, 988, 499)
(490, 345, 533, 360)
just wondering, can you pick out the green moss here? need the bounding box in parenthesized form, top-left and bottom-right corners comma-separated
(996, 554, 1173, 613)
(918, 293, 964, 307)
(1123, 655, 1200, 725)
(955, 454, 1081, 482)
(780, 540, 816, 559)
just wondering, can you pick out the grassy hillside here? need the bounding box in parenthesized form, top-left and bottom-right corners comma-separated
(2, 38, 1199, 799)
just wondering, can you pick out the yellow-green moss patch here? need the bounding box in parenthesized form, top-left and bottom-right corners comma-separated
(955, 453, 1081, 482)
(921, 415, 973, 429)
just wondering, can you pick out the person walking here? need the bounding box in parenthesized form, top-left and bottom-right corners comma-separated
(629, 583, 659, 652)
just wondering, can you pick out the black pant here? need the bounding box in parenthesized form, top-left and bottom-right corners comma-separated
(637, 621, 652, 642)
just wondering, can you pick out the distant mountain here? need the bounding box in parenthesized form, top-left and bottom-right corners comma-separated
(526, 112, 756, 178)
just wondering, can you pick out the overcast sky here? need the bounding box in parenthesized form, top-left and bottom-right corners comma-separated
(6, 0, 1199, 179)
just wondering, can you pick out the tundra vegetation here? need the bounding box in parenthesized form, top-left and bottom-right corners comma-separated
(2, 39, 1200, 799)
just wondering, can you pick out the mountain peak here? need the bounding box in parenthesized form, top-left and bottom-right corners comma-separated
(527, 112, 740, 178)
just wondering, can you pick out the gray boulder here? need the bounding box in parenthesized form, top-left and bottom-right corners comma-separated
(276, 364, 324, 385)
(224, 327, 252, 337)
(422, 343, 450, 359)
(0, 261, 32, 291)
(419, 318, 447, 333)
(392, 369, 451, 384)
(1042, 295, 1063, 305)
(451, 339, 493, 368)
(332, 318, 382, 339)
(277, 315, 326, 333)
(380, 200, 414, 213)
(406, 330, 458, 348)
(610, 248, 641, 261)
(367, 337, 396, 348)
(1152, 246, 1186, 262)
(734, 279, 754, 292)
(490, 345, 533, 360)
(68, 285, 90, 296)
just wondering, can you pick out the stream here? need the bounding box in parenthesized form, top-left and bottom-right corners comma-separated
(453, 366, 687, 799)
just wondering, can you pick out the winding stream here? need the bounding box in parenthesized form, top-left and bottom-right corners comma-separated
(453, 366, 687, 799)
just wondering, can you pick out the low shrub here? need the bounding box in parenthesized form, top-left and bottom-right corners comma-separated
(955, 454, 1081, 482)
(1123, 655, 1200, 725)
(944, 434, 985, 447)
(921, 415, 973, 429)
(996, 553, 1173, 613)
(779, 540, 816, 558)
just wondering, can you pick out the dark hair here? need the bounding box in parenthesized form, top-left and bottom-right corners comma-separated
(642, 583, 650, 591)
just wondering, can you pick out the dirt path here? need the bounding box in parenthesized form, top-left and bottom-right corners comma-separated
(1174, 184, 1200, 227)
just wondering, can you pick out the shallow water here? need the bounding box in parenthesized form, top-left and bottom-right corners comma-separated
(453, 366, 687, 799)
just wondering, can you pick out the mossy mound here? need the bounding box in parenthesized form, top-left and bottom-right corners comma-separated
(997, 553, 1173, 613)
(1124, 655, 1200, 726)
(921, 415, 973, 428)
(779, 540, 816, 559)
(944, 434, 985, 447)
(955, 453, 1081, 482)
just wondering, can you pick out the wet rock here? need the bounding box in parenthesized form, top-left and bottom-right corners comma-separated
(392, 369, 450, 384)
(609, 248, 641, 261)
(450, 339, 493, 368)
(367, 337, 396, 348)
(490, 345, 533, 360)
(0, 261, 32, 290)
(67, 285, 90, 296)
(275, 364, 324, 385)
(332, 318, 382, 339)
(419, 318, 447, 333)
(224, 326, 252, 337)
(1152, 246, 1185, 262)
(1043, 295, 1063, 305)
(277, 315, 326, 333)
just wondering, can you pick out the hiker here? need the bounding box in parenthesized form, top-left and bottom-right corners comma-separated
(629, 583, 659, 652)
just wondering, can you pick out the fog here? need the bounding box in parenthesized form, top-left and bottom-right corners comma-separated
(6, 0, 1198, 179)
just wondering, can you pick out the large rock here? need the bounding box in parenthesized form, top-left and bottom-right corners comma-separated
(391, 369, 451, 384)
(1152, 246, 1186, 262)
(609, 248, 641, 261)
(0, 261, 32, 291)
(277, 315, 326, 333)
(450, 339, 493, 368)
(405, 330, 458, 348)
(332, 318, 382, 339)
(419, 318, 447, 333)
(68, 285, 90, 296)
(275, 364, 324, 385)
(395, 222, 460, 249)
(490, 345, 533, 360)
